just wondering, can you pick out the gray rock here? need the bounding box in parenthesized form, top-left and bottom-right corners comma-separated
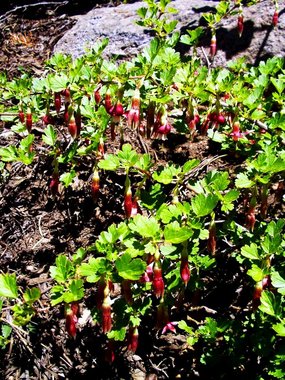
(53, 0, 285, 65)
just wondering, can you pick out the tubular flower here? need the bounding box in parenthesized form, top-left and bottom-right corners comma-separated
(127, 326, 139, 353)
(180, 258, 190, 286)
(152, 260, 164, 298)
(124, 175, 133, 219)
(207, 219, 217, 256)
(54, 92, 61, 114)
(152, 107, 171, 140)
(210, 32, 217, 57)
(25, 107, 32, 133)
(272, 8, 278, 27)
(91, 169, 100, 201)
(64, 302, 79, 338)
(237, 13, 244, 37)
(127, 89, 140, 130)
(230, 121, 245, 141)
(102, 284, 112, 333)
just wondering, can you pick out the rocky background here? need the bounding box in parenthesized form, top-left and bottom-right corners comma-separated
(52, 0, 285, 66)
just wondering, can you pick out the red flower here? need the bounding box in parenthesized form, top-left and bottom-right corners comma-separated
(180, 257, 190, 286)
(139, 263, 154, 283)
(207, 220, 216, 256)
(237, 14, 244, 37)
(102, 301, 112, 333)
(65, 302, 79, 338)
(91, 169, 100, 201)
(127, 89, 140, 129)
(124, 176, 133, 219)
(152, 261, 164, 298)
(50, 172, 59, 196)
(210, 33, 217, 57)
(127, 326, 139, 353)
(272, 10, 278, 27)
(54, 92, 61, 114)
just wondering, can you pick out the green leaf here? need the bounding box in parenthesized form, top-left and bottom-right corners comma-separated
(42, 125, 57, 146)
(50, 255, 74, 284)
(0, 274, 18, 298)
(115, 253, 146, 280)
(241, 243, 260, 260)
(19, 134, 34, 151)
(163, 20, 177, 34)
(243, 86, 263, 109)
(72, 247, 87, 264)
(178, 320, 193, 334)
(78, 257, 111, 283)
(216, 0, 229, 15)
(223, 189, 239, 203)
(59, 170, 76, 188)
(137, 6, 148, 19)
(117, 144, 139, 168)
(261, 234, 282, 255)
(182, 159, 200, 174)
(107, 327, 127, 341)
(98, 154, 120, 171)
(271, 272, 285, 295)
(266, 220, 285, 238)
(50, 74, 68, 92)
(204, 171, 230, 192)
(50, 284, 65, 306)
(1, 324, 12, 339)
(23, 287, 41, 303)
(180, 27, 204, 46)
(128, 214, 160, 239)
(191, 194, 219, 217)
(152, 164, 181, 184)
(221, 189, 240, 212)
(164, 221, 192, 244)
(272, 322, 285, 336)
(0, 146, 18, 162)
(63, 279, 84, 303)
(140, 183, 166, 210)
(271, 76, 285, 94)
(235, 173, 255, 188)
(259, 291, 277, 317)
(136, 154, 153, 171)
(247, 264, 264, 282)
(159, 244, 177, 257)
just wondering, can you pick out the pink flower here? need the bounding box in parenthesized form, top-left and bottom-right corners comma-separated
(127, 108, 140, 129)
(162, 321, 178, 334)
(139, 263, 154, 283)
(230, 121, 244, 141)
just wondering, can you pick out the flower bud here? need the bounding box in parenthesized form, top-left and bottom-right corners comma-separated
(102, 284, 112, 333)
(127, 326, 139, 353)
(68, 115, 78, 139)
(25, 107, 32, 133)
(54, 92, 61, 114)
(18, 108, 25, 123)
(272, 9, 278, 27)
(91, 169, 100, 201)
(153, 260, 164, 298)
(124, 176, 133, 219)
(104, 89, 112, 113)
(237, 14, 244, 37)
(207, 220, 217, 256)
(180, 258, 190, 286)
(210, 32, 217, 57)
